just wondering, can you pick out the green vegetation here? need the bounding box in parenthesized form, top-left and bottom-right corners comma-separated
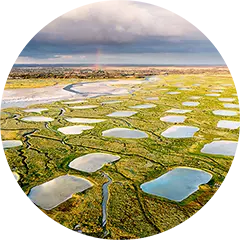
(1, 73, 238, 239)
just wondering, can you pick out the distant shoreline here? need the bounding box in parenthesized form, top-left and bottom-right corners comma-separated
(13, 63, 227, 68)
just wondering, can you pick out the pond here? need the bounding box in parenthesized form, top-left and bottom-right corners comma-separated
(166, 109, 192, 114)
(212, 110, 238, 116)
(107, 111, 137, 117)
(69, 153, 121, 173)
(21, 116, 54, 122)
(2, 140, 23, 149)
(161, 126, 199, 138)
(210, 90, 223, 93)
(129, 104, 156, 109)
(28, 175, 93, 210)
(223, 103, 239, 109)
(182, 102, 200, 107)
(167, 92, 181, 95)
(160, 115, 186, 123)
(217, 120, 240, 130)
(140, 167, 212, 202)
(218, 98, 235, 102)
(101, 100, 123, 104)
(205, 94, 221, 97)
(102, 128, 148, 139)
(201, 140, 238, 156)
(69, 105, 98, 109)
(58, 125, 93, 135)
(65, 118, 106, 124)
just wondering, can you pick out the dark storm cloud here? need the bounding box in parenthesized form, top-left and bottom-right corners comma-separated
(21, 37, 218, 58)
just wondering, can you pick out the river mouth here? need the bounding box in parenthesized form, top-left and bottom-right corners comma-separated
(2, 77, 159, 109)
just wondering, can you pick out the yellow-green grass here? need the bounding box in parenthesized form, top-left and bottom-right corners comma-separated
(1, 73, 239, 239)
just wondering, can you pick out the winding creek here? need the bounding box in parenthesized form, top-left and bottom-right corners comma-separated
(73, 171, 112, 237)
(101, 172, 112, 236)
(59, 108, 65, 116)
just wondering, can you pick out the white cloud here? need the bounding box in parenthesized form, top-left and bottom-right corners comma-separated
(36, 0, 204, 44)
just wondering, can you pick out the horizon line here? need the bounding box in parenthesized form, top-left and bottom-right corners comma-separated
(13, 63, 227, 68)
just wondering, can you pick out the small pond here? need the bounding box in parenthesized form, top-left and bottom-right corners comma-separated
(217, 120, 240, 130)
(182, 102, 200, 107)
(218, 98, 235, 102)
(166, 109, 192, 114)
(58, 125, 93, 135)
(129, 104, 156, 109)
(160, 115, 186, 123)
(201, 140, 237, 156)
(65, 118, 105, 124)
(161, 126, 199, 138)
(28, 175, 93, 210)
(205, 94, 221, 97)
(21, 116, 54, 122)
(212, 110, 238, 116)
(102, 128, 148, 139)
(223, 103, 239, 109)
(69, 153, 121, 173)
(107, 111, 137, 117)
(140, 167, 212, 202)
(0, 140, 23, 149)
(167, 92, 181, 95)
(69, 105, 98, 109)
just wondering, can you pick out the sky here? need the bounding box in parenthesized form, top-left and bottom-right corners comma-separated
(16, 0, 225, 65)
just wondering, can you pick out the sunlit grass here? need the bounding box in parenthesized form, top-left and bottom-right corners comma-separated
(1, 73, 239, 238)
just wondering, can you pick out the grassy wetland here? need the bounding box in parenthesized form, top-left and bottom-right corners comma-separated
(1, 68, 239, 239)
